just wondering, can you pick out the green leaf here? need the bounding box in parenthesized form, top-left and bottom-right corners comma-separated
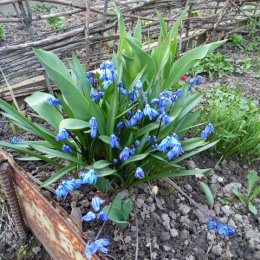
(40, 165, 77, 187)
(95, 177, 113, 193)
(247, 170, 258, 196)
(122, 199, 133, 219)
(233, 189, 247, 204)
(34, 49, 90, 120)
(25, 92, 63, 130)
(249, 186, 260, 201)
(161, 40, 226, 89)
(133, 19, 142, 44)
(119, 153, 148, 169)
(59, 118, 89, 131)
(248, 202, 257, 215)
(30, 144, 82, 164)
(0, 141, 62, 168)
(99, 135, 110, 145)
(92, 160, 111, 170)
(199, 181, 214, 208)
(106, 91, 118, 135)
(95, 168, 117, 177)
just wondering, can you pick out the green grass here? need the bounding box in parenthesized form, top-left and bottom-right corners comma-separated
(202, 84, 260, 162)
(0, 25, 5, 39)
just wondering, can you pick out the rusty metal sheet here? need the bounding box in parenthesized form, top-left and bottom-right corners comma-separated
(0, 149, 105, 260)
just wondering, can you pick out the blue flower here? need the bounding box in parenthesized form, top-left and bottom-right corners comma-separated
(118, 82, 124, 88)
(158, 97, 170, 113)
(102, 80, 111, 89)
(90, 88, 100, 102)
(171, 133, 179, 141)
(86, 71, 92, 79)
(56, 129, 69, 142)
(10, 136, 20, 144)
(135, 80, 143, 90)
(69, 178, 82, 189)
(97, 211, 108, 222)
(167, 143, 183, 160)
(110, 134, 120, 149)
(82, 211, 96, 222)
(208, 219, 217, 230)
(130, 148, 136, 155)
(158, 113, 170, 125)
(128, 89, 135, 102)
(171, 94, 177, 102)
(89, 117, 98, 139)
(135, 167, 145, 179)
(55, 184, 68, 199)
(146, 135, 151, 143)
(47, 97, 61, 106)
(91, 197, 101, 212)
(62, 145, 72, 153)
(113, 158, 118, 164)
(217, 224, 236, 236)
(81, 169, 97, 185)
(120, 88, 127, 96)
(99, 91, 104, 98)
(144, 104, 159, 120)
(189, 75, 203, 87)
(95, 238, 110, 254)
(135, 140, 141, 147)
(119, 147, 130, 162)
(85, 241, 98, 258)
(61, 180, 75, 193)
(134, 110, 143, 121)
(88, 78, 94, 86)
(205, 123, 214, 133)
(153, 136, 158, 143)
(157, 136, 171, 153)
(116, 122, 124, 130)
(176, 89, 182, 97)
(200, 130, 208, 139)
(151, 98, 160, 105)
(130, 116, 137, 127)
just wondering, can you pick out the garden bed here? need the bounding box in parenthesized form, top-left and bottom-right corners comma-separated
(0, 13, 260, 260)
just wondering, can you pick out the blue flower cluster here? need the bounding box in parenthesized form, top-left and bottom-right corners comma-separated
(189, 75, 203, 89)
(47, 97, 61, 106)
(56, 128, 69, 142)
(82, 196, 108, 222)
(200, 123, 214, 139)
(208, 219, 236, 236)
(85, 238, 109, 259)
(157, 133, 183, 160)
(55, 169, 97, 199)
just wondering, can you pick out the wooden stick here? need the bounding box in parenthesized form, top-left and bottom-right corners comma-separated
(85, 0, 90, 64)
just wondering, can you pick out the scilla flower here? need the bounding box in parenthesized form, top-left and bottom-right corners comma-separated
(56, 128, 69, 142)
(97, 211, 108, 222)
(89, 117, 98, 139)
(91, 197, 101, 212)
(95, 238, 110, 254)
(69, 178, 82, 189)
(62, 145, 72, 153)
(167, 142, 183, 160)
(81, 169, 97, 185)
(119, 147, 130, 161)
(144, 104, 159, 120)
(217, 224, 236, 236)
(55, 184, 68, 199)
(135, 167, 145, 179)
(110, 134, 120, 149)
(208, 219, 217, 230)
(135, 80, 143, 90)
(158, 113, 170, 125)
(135, 140, 141, 147)
(47, 97, 61, 106)
(10, 136, 21, 144)
(82, 211, 96, 222)
(200, 130, 208, 139)
(90, 88, 100, 102)
(205, 123, 214, 133)
(116, 121, 124, 130)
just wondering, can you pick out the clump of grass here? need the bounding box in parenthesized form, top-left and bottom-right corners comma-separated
(202, 84, 260, 162)
(0, 25, 5, 40)
(189, 52, 234, 78)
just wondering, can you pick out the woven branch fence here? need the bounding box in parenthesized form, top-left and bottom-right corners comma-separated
(0, 0, 259, 101)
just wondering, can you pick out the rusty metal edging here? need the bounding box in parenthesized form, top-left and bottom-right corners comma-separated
(0, 149, 105, 260)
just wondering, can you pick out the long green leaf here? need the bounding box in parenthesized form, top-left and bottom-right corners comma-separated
(59, 118, 89, 131)
(199, 181, 214, 208)
(40, 165, 77, 187)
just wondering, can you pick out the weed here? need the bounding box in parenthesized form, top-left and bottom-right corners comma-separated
(31, 3, 56, 13)
(229, 33, 244, 49)
(0, 25, 5, 39)
(189, 52, 234, 78)
(236, 58, 252, 74)
(233, 170, 260, 215)
(47, 15, 66, 29)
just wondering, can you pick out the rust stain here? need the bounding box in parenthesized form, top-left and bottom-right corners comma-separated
(0, 149, 106, 260)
